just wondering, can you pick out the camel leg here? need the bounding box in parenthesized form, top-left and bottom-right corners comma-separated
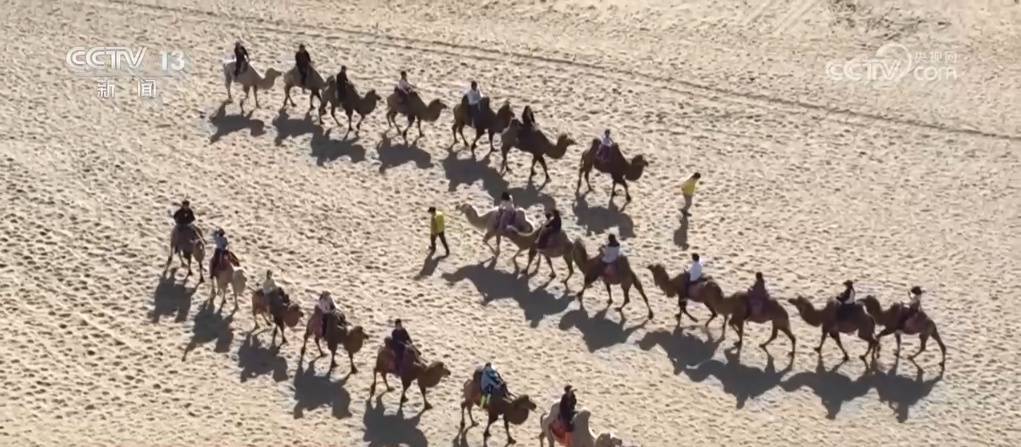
(470, 128, 483, 151)
(563, 256, 574, 283)
(537, 156, 550, 182)
(253, 87, 260, 108)
(348, 351, 357, 374)
(604, 280, 614, 305)
(419, 382, 432, 410)
(832, 332, 850, 361)
(814, 328, 827, 353)
(329, 346, 337, 371)
(355, 112, 365, 133)
(417, 118, 425, 138)
(622, 180, 633, 203)
(505, 417, 516, 444)
(762, 325, 779, 349)
(546, 255, 557, 279)
(909, 332, 930, 361)
(225, 75, 232, 100)
(483, 417, 495, 439)
(370, 370, 378, 396)
(780, 325, 797, 356)
(734, 319, 745, 348)
(895, 331, 903, 356)
(253, 306, 261, 330)
(929, 325, 946, 368)
(617, 283, 631, 313)
(632, 276, 653, 320)
(330, 104, 341, 127)
(299, 330, 309, 361)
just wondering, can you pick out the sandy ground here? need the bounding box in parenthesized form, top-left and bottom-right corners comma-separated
(2, 0, 1020, 445)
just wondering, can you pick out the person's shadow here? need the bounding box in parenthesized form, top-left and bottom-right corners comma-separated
(673, 213, 690, 249)
(310, 125, 367, 166)
(442, 262, 572, 328)
(362, 395, 428, 447)
(871, 356, 944, 422)
(780, 357, 873, 419)
(272, 109, 316, 146)
(415, 252, 448, 280)
(682, 349, 795, 409)
(208, 100, 266, 143)
(559, 307, 647, 352)
(377, 132, 433, 173)
(636, 326, 724, 375)
(182, 299, 235, 361)
(572, 195, 635, 240)
(151, 269, 196, 324)
(292, 360, 353, 419)
(237, 331, 289, 383)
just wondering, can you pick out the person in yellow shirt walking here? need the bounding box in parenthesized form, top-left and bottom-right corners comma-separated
(681, 172, 701, 216)
(427, 207, 450, 256)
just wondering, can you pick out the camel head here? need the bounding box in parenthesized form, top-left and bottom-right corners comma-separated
(859, 295, 882, 316)
(495, 101, 514, 125)
(787, 295, 812, 310)
(646, 264, 673, 293)
(264, 67, 282, 80)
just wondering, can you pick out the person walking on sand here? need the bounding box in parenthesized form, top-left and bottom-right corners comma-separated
(427, 206, 449, 256)
(681, 172, 701, 216)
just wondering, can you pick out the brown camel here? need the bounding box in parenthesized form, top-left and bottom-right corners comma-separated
(456, 203, 535, 261)
(860, 295, 946, 368)
(222, 60, 282, 112)
(282, 64, 326, 111)
(164, 225, 205, 282)
(299, 308, 369, 373)
(385, 91, 448, 140)
(318, 77, 382, 133)
(522, 229, 575, 282)
(576, 140, 649, 204)
(571, 238, 653, 319)
(460, 368, 537, 444)
(724, 292, 797, 355)
(250, 289, 303, 346)
(451, 97, 515, 157)
(493, 120, 575, 182)
(788, 296, 879, 362)
(370, 343, 451, 411)
(647, 264, 723, 327)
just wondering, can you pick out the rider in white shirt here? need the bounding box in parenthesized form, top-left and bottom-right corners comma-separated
(317, 291, 340, 334)
(597, 129, 615, 160)
(688, 253, 703, 282)
(600, 234, 622, 264)
(262, 270, 277, 297)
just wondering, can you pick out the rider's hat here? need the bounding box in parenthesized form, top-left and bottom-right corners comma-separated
(910, 286, 924, 295)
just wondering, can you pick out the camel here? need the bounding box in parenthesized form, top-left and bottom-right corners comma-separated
(576, 140, 649, 204)
(647, 264, 723, 327)
(860, 295, 946, 368)
(282, 64, 326, 111)
(788, 296, 879, 362)
(491, 120, 576, 182)
(299, 308, 369, 373)
(538, 402, 624, 447)
(451, 97, 514, 157)
(725, 292, 797, 355)
(164, 225, 205, 282)
(521, 229, 576, 282)
(460, 368, 537, 444)
(250, 288, 303, 345)
(221, 60, 282, 111)
(456, 203, 535, 259)
(385, 91, 448, 140)
(319, 77, 382, 133)
(210, 257, 247, 310)
(571, 238, 653, 319)
(369, 343, 451, 411)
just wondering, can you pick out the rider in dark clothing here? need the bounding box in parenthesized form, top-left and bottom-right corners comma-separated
(559, 385, 577, 431)
(836, 280, 856, 319)
(746, 272, 768, 317)
(897, 286, 924, 328)
(336, 65, 349, 102)
(173, 201, 196, 228)
(391, 319, 413, 371)
(233, 41, 249, 77)
(521, 106, 536, 130)
(295, 44, 311, 87)
(536, 209, 561, 249)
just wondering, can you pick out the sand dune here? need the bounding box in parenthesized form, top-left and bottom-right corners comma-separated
(1, 0, 1019, 446)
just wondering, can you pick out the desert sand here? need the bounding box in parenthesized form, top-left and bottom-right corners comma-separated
(1, 0, 1020, 445)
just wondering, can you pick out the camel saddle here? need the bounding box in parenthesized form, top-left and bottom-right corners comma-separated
(310, 308, 348, 338)
(394, 90, 418, 115)
(602, 260, 621, 281)
(595, 144, 624, 168)
(171, 225, 201, 251)
(383, 338, 418, 375)
(550, 419, 573, 446)
(684, 276, 710, 298)
(901, 308, 926, 332)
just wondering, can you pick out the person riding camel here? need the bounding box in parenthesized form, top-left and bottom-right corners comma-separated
(521, 105, 536, 131)
(464, 81, 484, 128)
(746, 272, 769, 317)
(295, 44, 312, 88)
(684, 253, 704, 296)
(210, 228, 231, 280)
(597, 129, 616, 162)
(316, 290, 343, 337)
(262, 270, 278, 298)
(536, 208, 562, 250)
(496, 191, 516, 234)
(836, 280, 856, 320)
(172, 199, 196, 234)
(599, 234, 622, 275)
(335, 65, 350, 102)
(233, 40, 249, 77)
(395, 71, 415, 106)
(480, 361, 507, 409)
(559, 385, 577, 432)
(898, 286, 925, 329)
(390, 319, 413, 373)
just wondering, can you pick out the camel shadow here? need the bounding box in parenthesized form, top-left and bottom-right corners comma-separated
(362, 395, 428, 447)
(682, 349, 794, 409)
(506, 182, 556, 213)
(780, 357, 872, 419)
(572, 195, 635, 240)
(559, 308, 646, 352)
(637, 326, 724, 374)
(182, 299, 235, 361)
(237, 331, 289, 383)
(673, 213, 690, 249)
(208, 100, 266, 143)
(151, 269, 196, 324)
(441, 146, 510, 195)
(442, 262, 572, 328)
(377, 132, 433, 173)
(870, 357, 944, 422)
(292, 360, 353, 419)
(310, 126, 367, 166)
(272, 109, 316, 146)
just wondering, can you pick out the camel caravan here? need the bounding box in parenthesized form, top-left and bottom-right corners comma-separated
(157, 40, 949, 445)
